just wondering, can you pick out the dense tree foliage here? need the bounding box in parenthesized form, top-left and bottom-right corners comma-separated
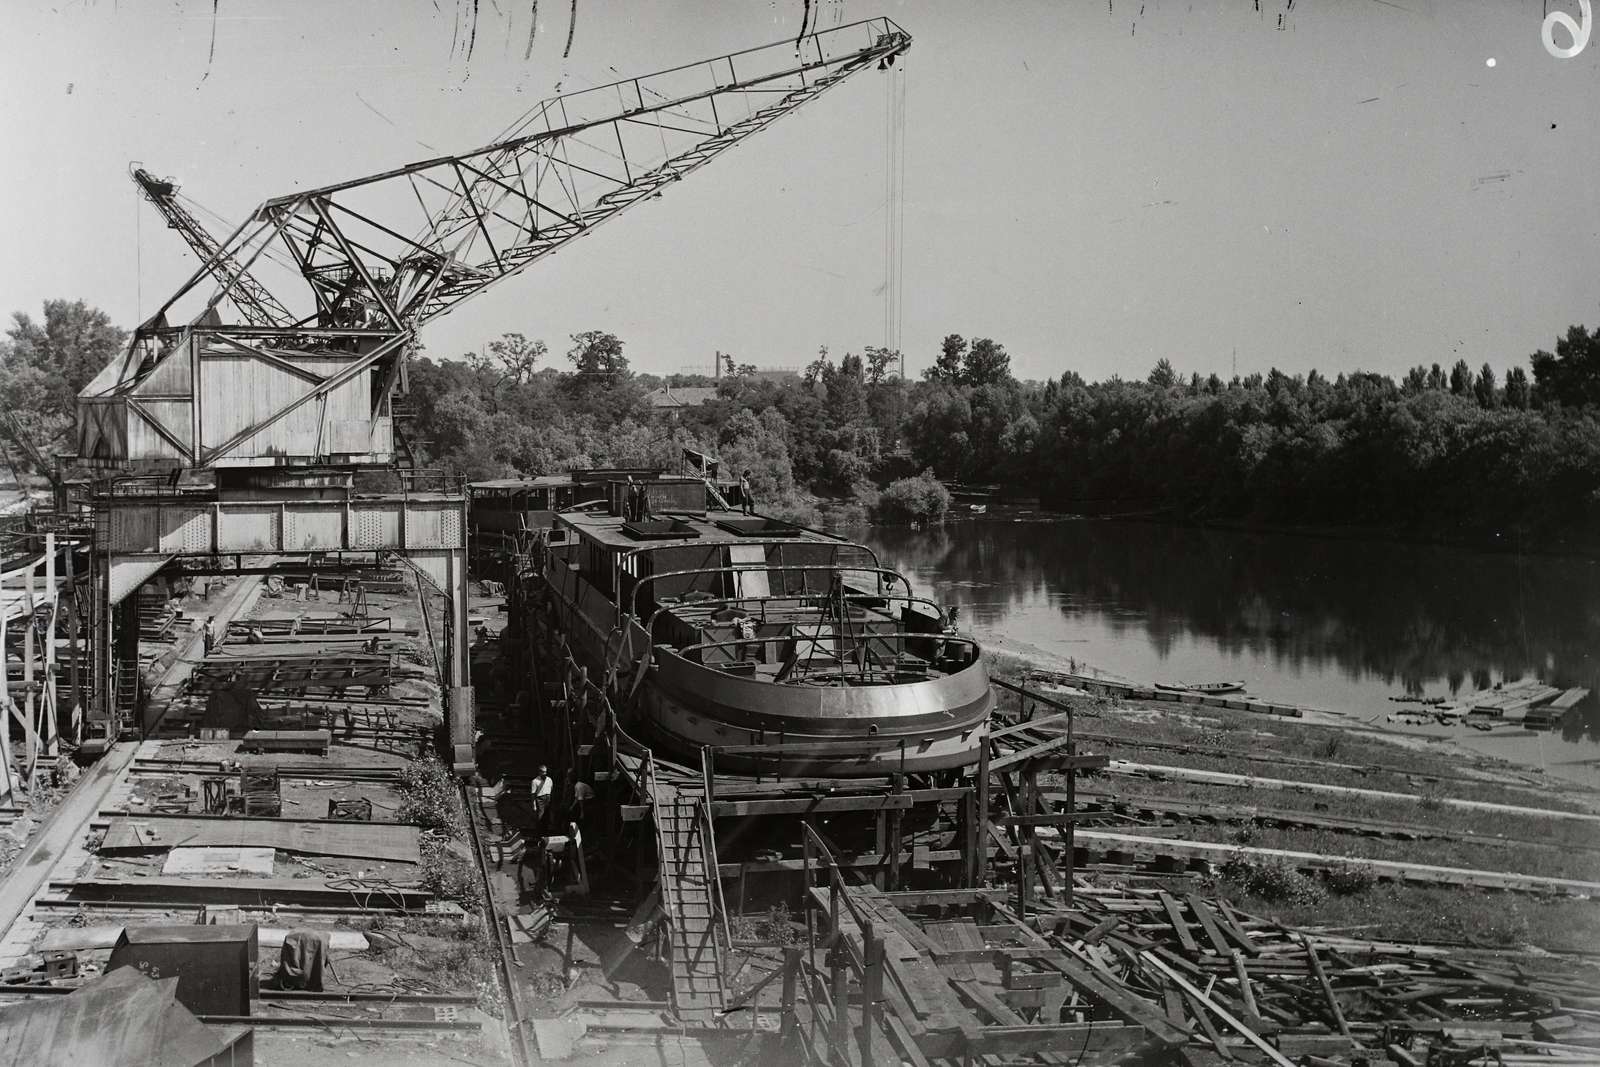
(402, 319, 1600, 536)
(8, 298, 1586, 539)
(1037, 351, 1600, 540)
(0, 300, 126, 468)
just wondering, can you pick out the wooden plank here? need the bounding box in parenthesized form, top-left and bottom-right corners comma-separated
(1183, 987, 1235, 1060)
(1187, 896, 1232, 957)
(1302, 935, 1351, 1039)
(952, 978, 1027, 1026)
(1158, 892, 1200, 954)
(1037, 950, 1190, 1047)
(710, 793, 916, 819)
(1141, 952, 1298, 1067)
(964, 1023, 1158, 1059)
(986, 712, 1072, 743)
(883, 888, 1008, 907)
(1216, 901, 1261, 954)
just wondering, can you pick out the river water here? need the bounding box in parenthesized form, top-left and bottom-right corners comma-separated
(863, 514, 1600, 788)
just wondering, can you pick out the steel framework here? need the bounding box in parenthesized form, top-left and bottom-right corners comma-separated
(80, 19, 909, 472)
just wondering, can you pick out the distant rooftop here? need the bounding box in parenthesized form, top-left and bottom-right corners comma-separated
(646, 386, 719, 409)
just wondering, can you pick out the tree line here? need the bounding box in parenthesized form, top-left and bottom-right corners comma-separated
(3, 298, 1598, 540)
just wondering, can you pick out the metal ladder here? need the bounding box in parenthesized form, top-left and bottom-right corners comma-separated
(647, 773, 728, 1023)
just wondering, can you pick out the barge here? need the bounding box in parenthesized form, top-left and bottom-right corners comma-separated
(541, 480, 992, 776)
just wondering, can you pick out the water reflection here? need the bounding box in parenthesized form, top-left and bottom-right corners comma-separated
(865, 516, 1600, 742)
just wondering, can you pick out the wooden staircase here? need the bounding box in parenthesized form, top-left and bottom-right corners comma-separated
(647, 774, 728, 1024)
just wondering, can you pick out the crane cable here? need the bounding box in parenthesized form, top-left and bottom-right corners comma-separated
(884, 59, 905, 366)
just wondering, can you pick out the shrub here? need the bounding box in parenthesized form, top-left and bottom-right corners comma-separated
(1322, 863, 1378, 896)
(873, 471, 951, 525)
(731, 904, 800, 947)
(1219, 855, 1327, 905)
(420, 847, 479, 904)
(398, 755, 464, 836)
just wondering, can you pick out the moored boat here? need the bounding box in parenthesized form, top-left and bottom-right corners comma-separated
(1154, 680, 1247, 694)
(540, 479, 992, 776)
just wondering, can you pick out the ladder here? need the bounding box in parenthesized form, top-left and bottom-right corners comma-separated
(647, 772, 728, 1023)
(112, 657, 140, 734)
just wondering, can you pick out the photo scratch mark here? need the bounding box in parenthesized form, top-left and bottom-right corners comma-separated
(466, 0, 479, 61)
(563, 0, 577, 58)
(1358, 97, 1380, 104)
(355, 92, 396, 126)
(201, 0, 219, 82)
(524, 0, 538, 59)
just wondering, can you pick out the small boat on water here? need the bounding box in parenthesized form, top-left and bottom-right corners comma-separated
(541, 479, 993, 776)
(1154, 680, 1247, 695)
(967, 504, 987, 514)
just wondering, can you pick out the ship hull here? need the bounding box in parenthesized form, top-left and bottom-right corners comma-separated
(544, 552, 990, 776)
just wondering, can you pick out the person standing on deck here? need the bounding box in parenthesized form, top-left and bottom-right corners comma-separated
(203, 615, 220, 657)
(740, 470, 755, 515)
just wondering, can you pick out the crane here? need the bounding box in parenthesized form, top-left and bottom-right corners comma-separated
(82, 19, 911, 472)
(130, 168, 292, 330)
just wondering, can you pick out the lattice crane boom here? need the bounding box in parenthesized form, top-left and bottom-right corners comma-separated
(81, 18, 909, 473)
(130, 168, 293, 330)
(162, 18, 909, 335)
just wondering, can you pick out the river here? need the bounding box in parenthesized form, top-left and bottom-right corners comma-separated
(863, 513, 1600, 789)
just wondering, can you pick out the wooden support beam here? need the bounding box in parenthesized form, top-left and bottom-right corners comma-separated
(1302, 935, 1352, 1039)
(975, 739, 991, 887)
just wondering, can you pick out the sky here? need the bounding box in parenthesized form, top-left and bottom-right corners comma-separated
(3, 0, 1599, 384)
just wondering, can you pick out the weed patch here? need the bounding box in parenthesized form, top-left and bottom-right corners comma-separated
(398, 755, 464, 835)
(1218, 856, 1326, 906)
(730, 904, 800, 947)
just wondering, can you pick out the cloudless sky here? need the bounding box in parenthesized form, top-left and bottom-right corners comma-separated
(3, 0, 1598, 383)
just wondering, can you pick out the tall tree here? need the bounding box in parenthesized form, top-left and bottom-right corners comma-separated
(566, 331, 629, 386)
(1473, 363, 1498, 408)
(3, 300, 127, 419)
(1148, 358, 1178, 388)
(927, 334, 966, 381)
(1504, 366, 1531, 410)
(1530, 325, 1600, 408)
(963, 338, 1011, 386)
(864, 346, 898, 385)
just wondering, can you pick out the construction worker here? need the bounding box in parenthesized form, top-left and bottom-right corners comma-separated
(203, 615, 220, 656)
(530, 764, 553, 826)
(740, 469, 755, 515)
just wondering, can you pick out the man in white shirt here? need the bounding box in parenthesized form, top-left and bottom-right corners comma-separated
(530, 765, 553, 824)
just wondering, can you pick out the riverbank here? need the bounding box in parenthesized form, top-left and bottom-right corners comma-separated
(982, 647, 1600, 951)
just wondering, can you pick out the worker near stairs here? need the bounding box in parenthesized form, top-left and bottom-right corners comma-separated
(740, 469, 755, 515)
(530, 764, 554, 826)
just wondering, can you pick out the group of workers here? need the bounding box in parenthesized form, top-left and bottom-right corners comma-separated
(621, 471, 758, 521)
(622, 477, 654, 523)
(514, 762, 595, 903)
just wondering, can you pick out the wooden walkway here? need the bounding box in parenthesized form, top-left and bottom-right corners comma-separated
(641, 767, 728, 1023)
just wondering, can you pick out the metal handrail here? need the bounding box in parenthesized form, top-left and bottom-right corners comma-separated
(799, 822, 874, 934)
(673, 629, 975, 660)
(697, 795, 735, 1002)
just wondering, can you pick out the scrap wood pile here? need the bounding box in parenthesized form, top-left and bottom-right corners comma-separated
(781, 873, 1600, 1067)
